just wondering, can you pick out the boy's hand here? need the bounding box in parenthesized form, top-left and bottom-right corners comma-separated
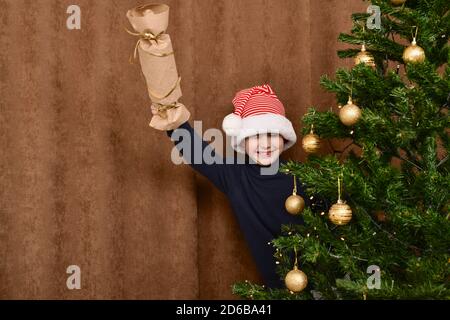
(149, 102, 191, 131)
(150, 104, 159, 116)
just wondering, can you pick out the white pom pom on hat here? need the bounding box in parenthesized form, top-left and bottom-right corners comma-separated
(222, 84, 297, 154)
(222, 112, 242, 136)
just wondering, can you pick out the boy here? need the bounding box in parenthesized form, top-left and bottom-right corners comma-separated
(152, 84, 328, 288)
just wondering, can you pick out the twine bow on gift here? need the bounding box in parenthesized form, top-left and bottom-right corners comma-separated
(151, 101, 181, 119)
(124, 27, 174, 63)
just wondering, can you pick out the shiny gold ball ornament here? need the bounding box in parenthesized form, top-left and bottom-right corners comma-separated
(302, 124, 321, 154)
(302, 134, 321, 153)
(285, 266, 308, 292)
(285, 194, 305, 215)
(390, 0, 407, 5)
(354, 44, 375, 67)
(285, 176, 305, 215)
(328, 199, 353, 225)
(339, 96, 362, 126)
(402, 37, 425, 64)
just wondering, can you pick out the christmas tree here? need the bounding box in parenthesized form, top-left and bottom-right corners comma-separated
(233, 0, 450, 300)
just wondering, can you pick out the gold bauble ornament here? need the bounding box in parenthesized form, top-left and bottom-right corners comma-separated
(285, 176, 305, 215)
(390, 0, 406, 5)
(285, 194, 305, 215)
(285, 265, 308, 293)
(339, 96, 362, 126)
(302, 134, 321, 153)
(329, 199, 353, 225)
(354, 44, 375, 67)
(402, 37, 425, 64)
(302, 124, 321, 153)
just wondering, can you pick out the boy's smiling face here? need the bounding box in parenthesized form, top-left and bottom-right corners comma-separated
(245, 133, 285, 166)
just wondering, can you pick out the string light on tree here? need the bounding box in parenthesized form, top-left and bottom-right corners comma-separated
(284, 246, 308, 293)
(403, 26, 425, 64)
(302, 124, 322, 154)
(285, 176, 305, 215)
(328, 173, 353, 225)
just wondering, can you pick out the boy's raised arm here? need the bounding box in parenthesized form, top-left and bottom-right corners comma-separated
(164, 115, 231, 195)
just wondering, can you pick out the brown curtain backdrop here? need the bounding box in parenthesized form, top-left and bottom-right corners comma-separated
(0, 0, 367, 299)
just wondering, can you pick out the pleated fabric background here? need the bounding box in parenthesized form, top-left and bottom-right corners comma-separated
(0, 0, 367, 299)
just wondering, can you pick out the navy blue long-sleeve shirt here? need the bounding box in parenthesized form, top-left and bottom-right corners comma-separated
(166, 120, 329, 289)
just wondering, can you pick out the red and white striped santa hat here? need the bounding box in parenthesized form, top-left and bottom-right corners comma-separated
(222, 84, 297, 154)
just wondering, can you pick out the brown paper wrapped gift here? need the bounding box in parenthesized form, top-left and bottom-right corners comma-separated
(126, 3, 189, 130)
